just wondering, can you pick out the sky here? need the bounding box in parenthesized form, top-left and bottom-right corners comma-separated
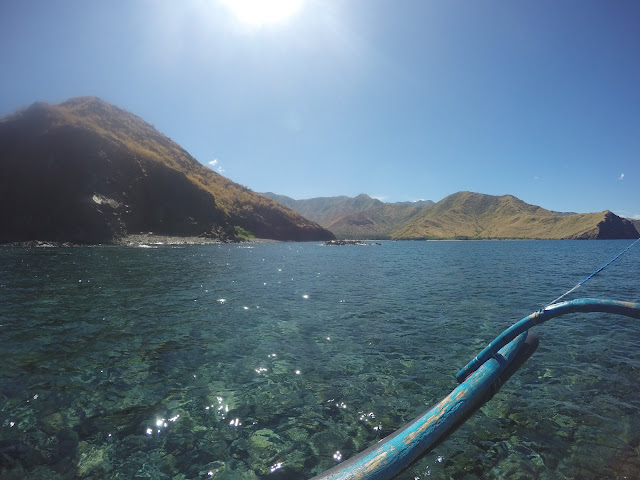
(1, 1, 639, 218)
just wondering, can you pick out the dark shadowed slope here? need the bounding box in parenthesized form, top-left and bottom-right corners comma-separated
(0, 97, 334, 243)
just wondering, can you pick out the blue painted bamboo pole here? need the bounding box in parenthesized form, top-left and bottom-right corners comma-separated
(310, 331, 531, 480)
(311, 298, 640, 480)
(455, 298, 640, 383)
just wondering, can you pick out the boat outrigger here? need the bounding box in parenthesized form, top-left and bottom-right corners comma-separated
(311, 298, 640, 480)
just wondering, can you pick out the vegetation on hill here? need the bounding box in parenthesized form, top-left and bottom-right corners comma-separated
(324, 202, 428, 239)
(265, 191, 639, 240)
(263, 193, 383, 226)
(262, 193, 435, 239)
(393, 192, 637, 239)
(0, 97, 334, 243)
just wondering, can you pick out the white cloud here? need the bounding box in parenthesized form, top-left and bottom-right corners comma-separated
(618, 172, 625, 180)
(533, 175, 540, 181)
(208, 158, 225, 174)
(613, 209, 640, 220)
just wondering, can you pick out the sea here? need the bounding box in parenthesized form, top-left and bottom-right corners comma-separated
(1, 240, 639, 480)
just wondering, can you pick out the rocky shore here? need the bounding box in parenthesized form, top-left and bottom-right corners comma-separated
(118, 233, 230, 246)
(323, 239, 381, 246)
(1, 234, 281, 248)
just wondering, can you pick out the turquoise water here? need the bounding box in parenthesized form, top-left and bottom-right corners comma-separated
(1, 240, 639, 479)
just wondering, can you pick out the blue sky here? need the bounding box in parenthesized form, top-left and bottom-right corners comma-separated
(1, 1, 639, 218)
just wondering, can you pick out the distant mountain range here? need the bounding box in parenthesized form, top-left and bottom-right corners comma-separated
(263, 192, 640, 240)
(0, 97, 334, 244)
(2, 96, 635, 244)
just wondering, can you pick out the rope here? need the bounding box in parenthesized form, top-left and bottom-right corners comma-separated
(548, 237, 640, 306)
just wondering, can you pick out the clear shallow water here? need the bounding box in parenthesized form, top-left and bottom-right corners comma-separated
(1, 240, 639, 480)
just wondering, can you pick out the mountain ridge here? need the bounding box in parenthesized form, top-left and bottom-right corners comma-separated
(262, 191, 639, 240)
(0, 97, 334, 244)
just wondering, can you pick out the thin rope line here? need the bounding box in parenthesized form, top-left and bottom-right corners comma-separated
(547, 237, 640, 306)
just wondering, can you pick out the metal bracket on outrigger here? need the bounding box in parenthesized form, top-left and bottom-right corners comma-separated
(311, 298, 640, 480)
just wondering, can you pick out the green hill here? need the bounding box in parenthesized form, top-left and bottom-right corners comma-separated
(324, 202, 430, 239)
(266, 191, 638, 240)
(0, 97, 334, 243)
(262, 193, 434, 239)
(393, 192, 637, 239)
(263, 193, 384, 226)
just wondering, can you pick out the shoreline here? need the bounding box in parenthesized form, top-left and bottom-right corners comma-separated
(118, 234, 283, 246)
(118, 233, 229, 246)
(0, 234, 282, 248)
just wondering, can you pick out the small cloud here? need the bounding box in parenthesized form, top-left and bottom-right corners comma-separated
(533, 176, 540, 181)
(614, 209, 640, 220)
(208, 158, 225, 174)
(618, 173, 625, 180)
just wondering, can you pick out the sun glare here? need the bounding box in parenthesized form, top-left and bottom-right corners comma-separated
(221, 0, 303, 26)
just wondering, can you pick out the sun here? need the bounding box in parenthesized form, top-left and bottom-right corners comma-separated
(220, 0, 303, 26)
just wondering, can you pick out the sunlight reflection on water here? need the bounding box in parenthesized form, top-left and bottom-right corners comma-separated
(0, 240, 638, 479)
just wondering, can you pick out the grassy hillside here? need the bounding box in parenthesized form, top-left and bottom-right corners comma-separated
(0, 97, 334, 243)
(392, 192, 637, 240)
(57, 98, 330, 237)
(262, 193, 434, 239)
(325, 202, 429, 239)
(262, 193, 384, 226)
(265, 191, 638, 240)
